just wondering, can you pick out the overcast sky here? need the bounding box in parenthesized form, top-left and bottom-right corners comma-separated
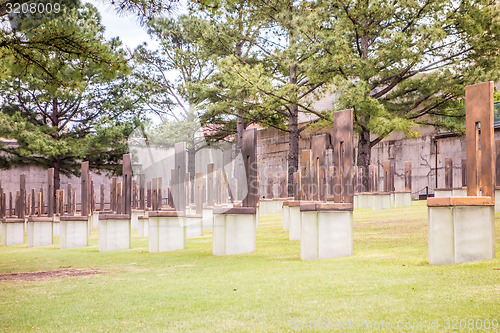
(86, 0, 188, 50)
(86, 0, 152, 50)
(85, 0, 193, 125)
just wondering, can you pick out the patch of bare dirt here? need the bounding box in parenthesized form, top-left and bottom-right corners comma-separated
(0, 269, 104, 281)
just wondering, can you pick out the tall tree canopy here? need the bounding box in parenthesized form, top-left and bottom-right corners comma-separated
(131, 15, 216, 184)
(191, 0, 270, 149)
(190, 0, 333, 194)
(302, 0, 500, 190)
(195, 0, 500, 192)
(0, 0, 125, 86)
(0, 2, 137, 189)
(3, 0, 497, 195)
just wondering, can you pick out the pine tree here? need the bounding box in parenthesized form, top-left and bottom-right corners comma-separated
(131, 15, 217, 185)
(0, 0, 122, 86)
(301, 0, 500, 190)
(0, 3, 137, 189)
(193, 0, 331, 195)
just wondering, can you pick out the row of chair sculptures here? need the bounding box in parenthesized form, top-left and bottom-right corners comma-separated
(0, 82, 496, 265)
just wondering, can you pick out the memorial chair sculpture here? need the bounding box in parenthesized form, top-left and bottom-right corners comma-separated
(356, 163, 389, 210)
(299, 109, 354, 261)
(284, 149, 315, 241)
(280, 172, 295, 232)
(184, 172, 203, 238)
(212, 128, 258, 255)
(59, 162, 92, 249)
(392, 162, 412, 207)
(148, 142, 187, 253)
(381, 161, 412, 208)
(368, 162, 391, 210)
(25, 172, 54, 247)
(130, 174, 147, 235)
(496, 140, 500, 212)
(260, 172, 288, 215)
(98, 154, 133, 252)
(258, 173, 274, 215)
(434, 158, 467, 197)
(427, 82, 496, 265)
(1, 175, 26, 246)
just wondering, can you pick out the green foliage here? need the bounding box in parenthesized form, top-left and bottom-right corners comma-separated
(106, 0, 499, 149)
(82, 119, 137, 174)
(0, 3, 139, 181)
(131, 15, 216, 150)
(303, 0, 499, 142)
(0, 1, 126, 87)
(189, 0, 326, 144)
(196, 54, 289, 139)
(192, 0, 499, 160)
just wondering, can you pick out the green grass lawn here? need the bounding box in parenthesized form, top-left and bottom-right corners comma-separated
(0, 201, 499, 332)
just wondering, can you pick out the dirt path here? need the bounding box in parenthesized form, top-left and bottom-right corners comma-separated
(0, 269, 104, 281)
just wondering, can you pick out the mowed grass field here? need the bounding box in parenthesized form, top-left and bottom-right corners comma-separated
(0, 200, 499, 332)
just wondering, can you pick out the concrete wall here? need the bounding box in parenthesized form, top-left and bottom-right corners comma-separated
(256, 125, 500, 200)
(0, 164, 113, 204)
(3, 125, 500, 202)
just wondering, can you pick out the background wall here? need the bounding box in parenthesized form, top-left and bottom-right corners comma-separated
(256, 125, 500, 199)
(2, 125, 499, 202)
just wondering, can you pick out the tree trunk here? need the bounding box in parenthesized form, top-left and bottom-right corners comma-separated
(287, 63, 299, 197)
(236, 111, 245, 150)
(357, 128, 371, 192)
(288, 105, 299, 197)
(48, 157, 61, 216)
(187, 146, 196, 204)
(51, 99, 61, 191)
(53, 158, 61, 190)
(235, 42, 245, 151)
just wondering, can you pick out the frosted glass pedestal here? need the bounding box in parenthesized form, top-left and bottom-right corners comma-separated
(300, 203, 353, 261)
(288, 202, 302, 241)
(99, 213, 131, 252)
(213, 207, 256, 256)
(1, 218, 25, 246)
(27, 217, 53, 247)
(60, 215, 88, 249)
(282, 202, 291, 231)
(427, 197, 495, 265)
(202, 208, 213, 230)
(137, 215, 149, 237)
(186, 214, 202, 238)
(372, 193, 391, 210)
(131, 210, 145, 232)
(148, 211, 186, 252)
(393, 191, 411, 207)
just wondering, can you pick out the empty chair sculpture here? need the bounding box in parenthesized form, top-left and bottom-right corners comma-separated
(427, 82, 496, 265)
